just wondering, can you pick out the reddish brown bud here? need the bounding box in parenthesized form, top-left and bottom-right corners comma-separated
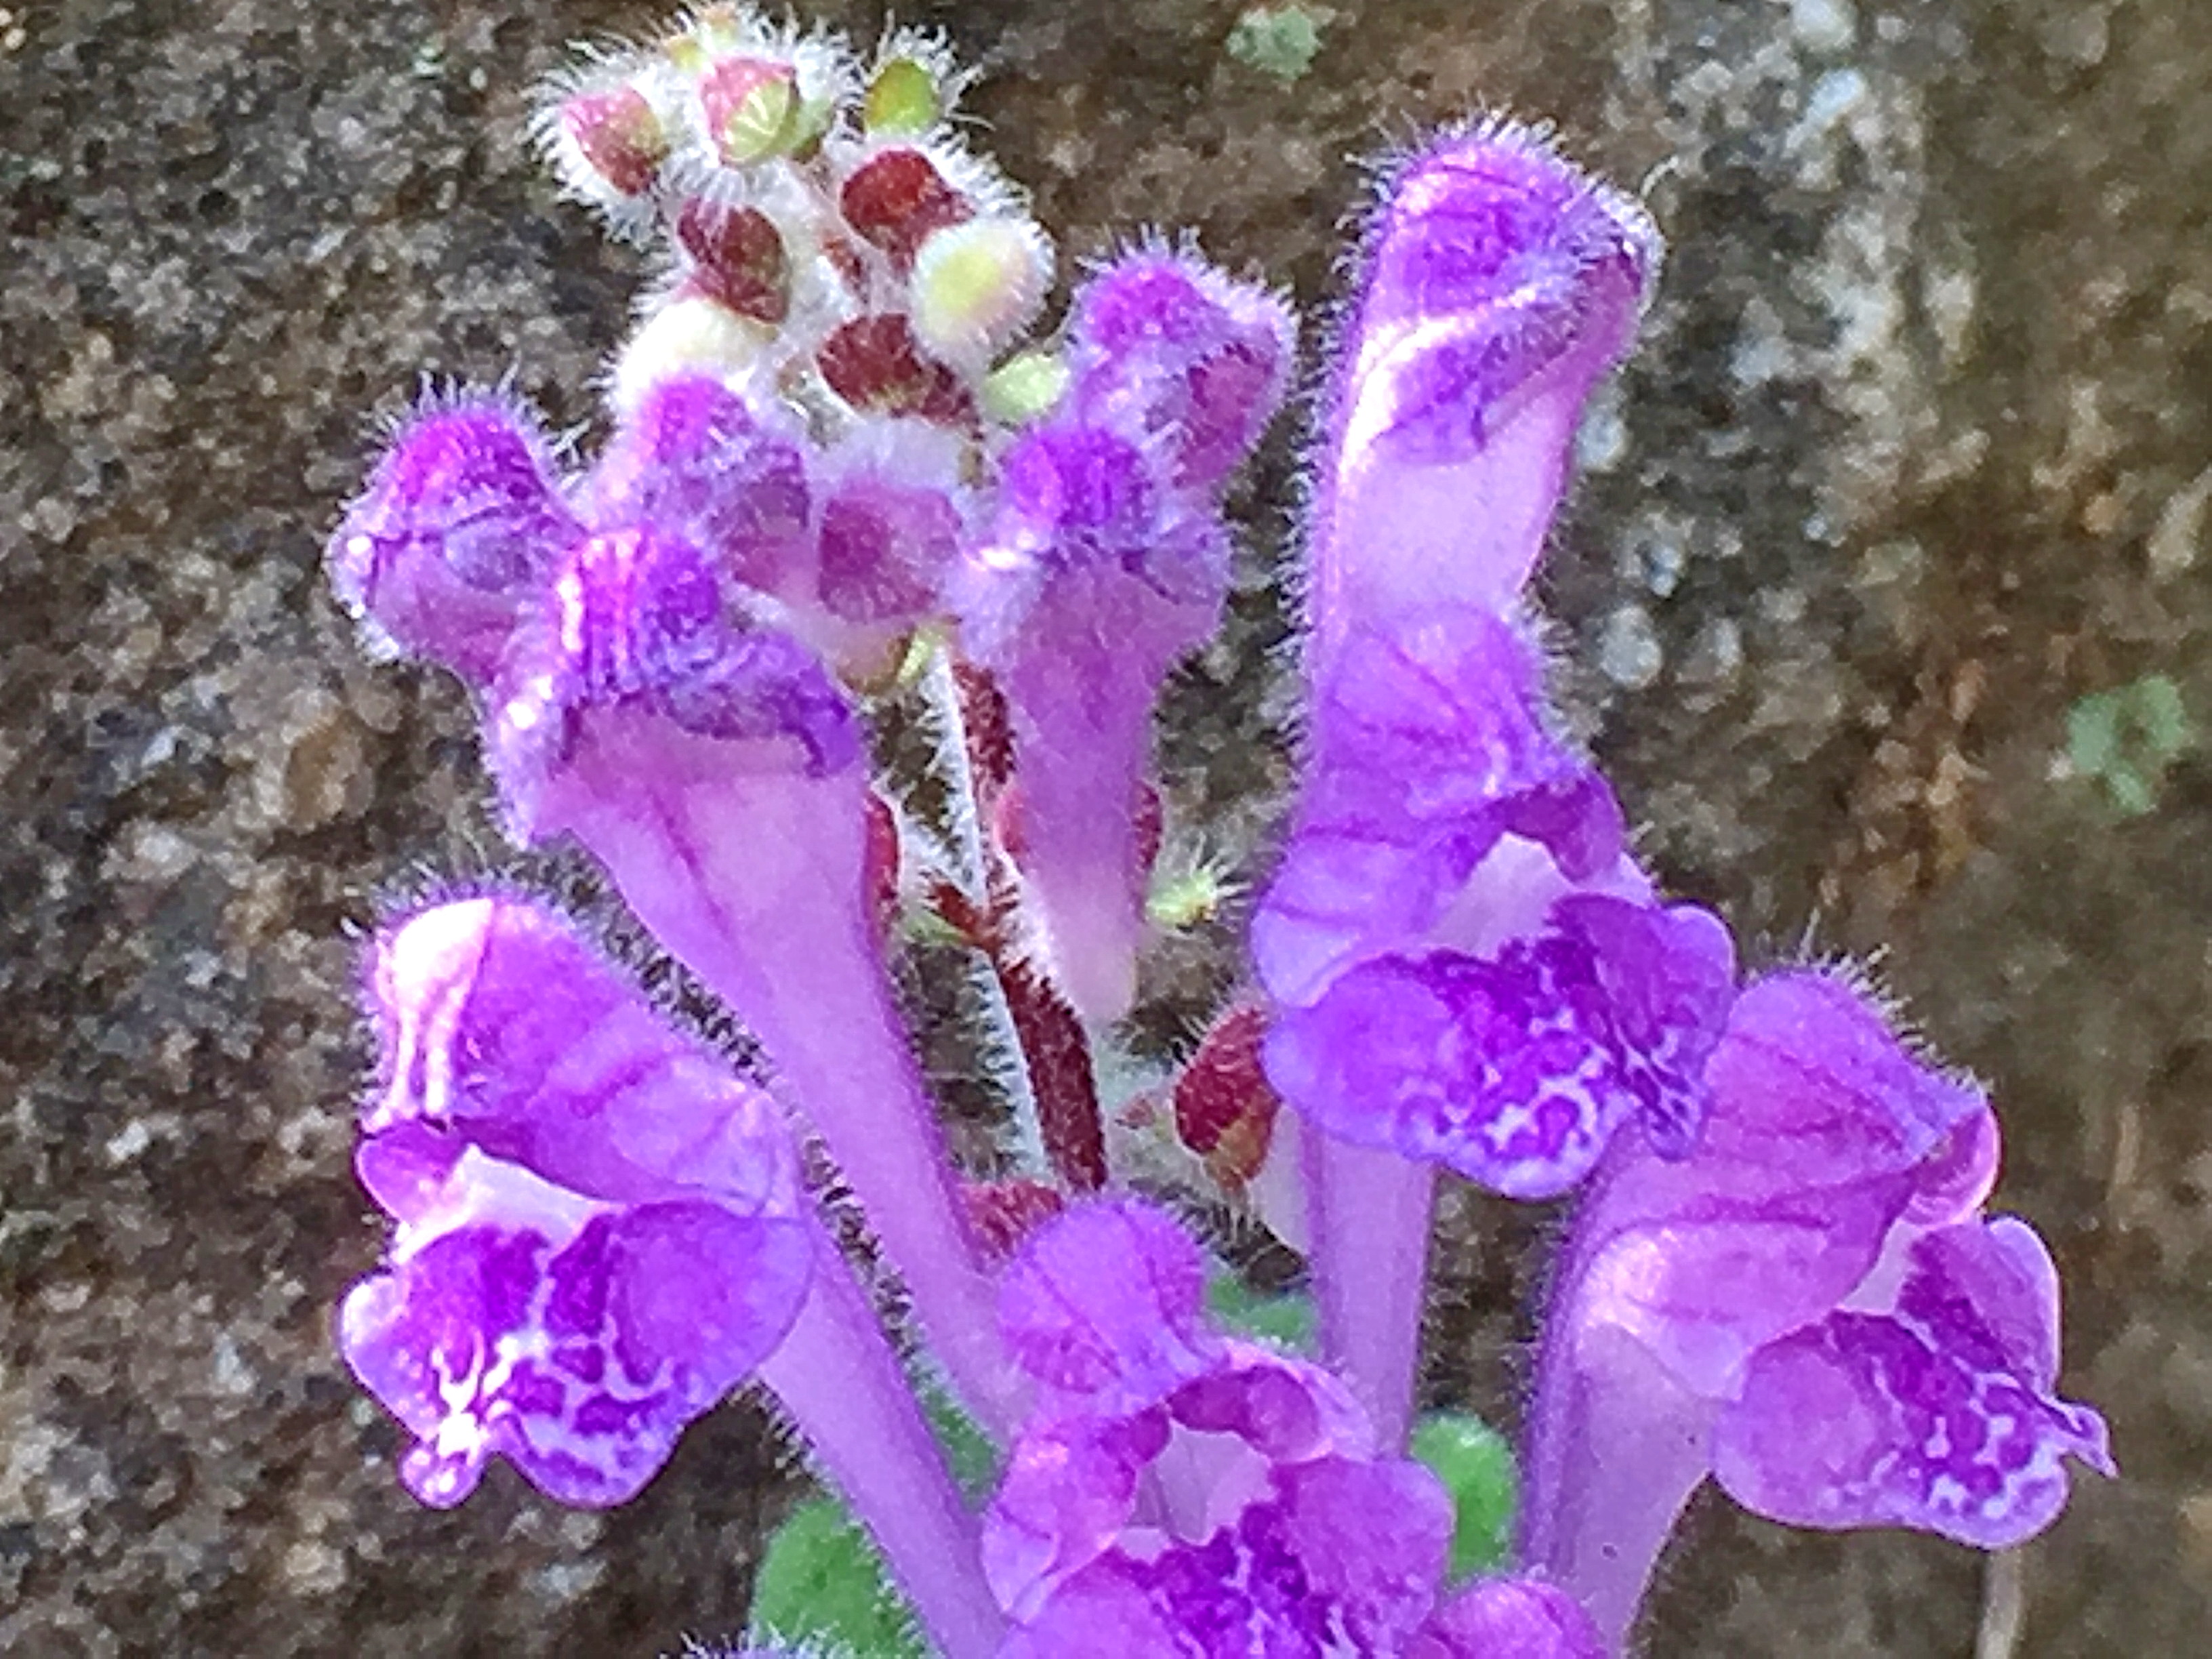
(840, 147, 972, 270)
(1172, 1004, 1281, 1191)
(817, 314, 974, 424)
(675, 199, 790, 323)
(560, 85, 670, 199)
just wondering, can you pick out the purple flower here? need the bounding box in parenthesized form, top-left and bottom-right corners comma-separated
(329, 391, 583, 684)
(1303, 121, 1656, 677)
(337, 895, 813, 1508)
(1248, 124, 1704, 1450)
(332, 373, 1021, 1436)
(981, 1197, 1601, 1658)
(1521, 970, 2115, 1646)
(956, 251, 1292, 1025)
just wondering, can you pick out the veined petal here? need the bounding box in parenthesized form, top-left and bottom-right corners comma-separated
(1266, 898, 1731, 1199)
(343, 898, 815, 1509)
(998, 1197, 1221, 1416)
(342, 1195, 811, 1509)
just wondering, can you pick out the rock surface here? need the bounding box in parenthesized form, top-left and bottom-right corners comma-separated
(3, 0, 2207, 1652)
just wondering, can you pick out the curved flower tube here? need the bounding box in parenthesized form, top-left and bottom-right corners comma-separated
(1521, 970, 2115, 1647)
(957, 251, 1293, 1025)
(1250, 124, 1706, 1450)
(331, 378, 1022, 1436)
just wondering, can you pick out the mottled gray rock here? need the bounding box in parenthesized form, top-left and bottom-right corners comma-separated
(3, 0, 2207, 1653)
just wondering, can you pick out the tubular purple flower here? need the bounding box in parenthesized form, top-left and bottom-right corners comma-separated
(331, 366, 1023, 1433)
(956, 251, 1292, 1026)
(339, 894, 815, 1509)
(1305, 120, 1658, 680)
(329, 392, 583, 684)
(982, 1197, 1599, 1658)
(482, 516, 1021, 1435)
(1521, 970, 2114, 1649)
(1254, 127, 1694, 1452)
(341, 897, 1005, 1658)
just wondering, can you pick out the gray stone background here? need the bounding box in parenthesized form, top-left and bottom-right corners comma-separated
(4, 0, 2208, 1652)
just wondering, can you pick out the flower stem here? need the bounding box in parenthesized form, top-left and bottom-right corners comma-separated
(760, 1227, 1006, 1659)
(1305, 1130, 1433, 1450)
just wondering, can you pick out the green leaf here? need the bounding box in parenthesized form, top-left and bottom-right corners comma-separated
(749, 1497, 929, 1659)
(1410, 1412, 1519, 1580)
(1206, 1274, 1316, 1351)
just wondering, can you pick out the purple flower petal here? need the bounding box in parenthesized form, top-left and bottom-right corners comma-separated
(584, 373, 813, 597)
(1714, 1219, 2114, 1547)
(998, 1454, 1453, 1659)
(487, 527, 859, 834)
(329, 392, 583, 683)
(339, 897, 814, 1509)
(1266, 897, 1733, 1200)
(1253, 610, 1622, 1007)
(1408, 1578, 1607, 1659)
(1065, 248, 1295, 491)
(998, 1197, 1221, 1417)
(1307, 123, 1658, 668)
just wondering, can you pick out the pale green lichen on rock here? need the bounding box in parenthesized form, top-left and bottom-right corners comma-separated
(1225, 5, 1326, 84)
(2066, 673, 2195, 817)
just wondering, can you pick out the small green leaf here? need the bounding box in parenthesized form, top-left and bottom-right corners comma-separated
(1206, 1273, 1316, 1351)
(1410, 1412, 1518, 1580)
(750, 1497, 929, 1659)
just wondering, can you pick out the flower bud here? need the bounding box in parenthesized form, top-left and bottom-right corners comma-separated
(911, 217, 1054, 369)
(699, 54, 801, 167)
(840, 146, 972, 270)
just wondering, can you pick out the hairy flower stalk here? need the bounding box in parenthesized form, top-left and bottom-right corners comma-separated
(1252, 121, 1723, 1449)
(1521, 971, 2113, 1647)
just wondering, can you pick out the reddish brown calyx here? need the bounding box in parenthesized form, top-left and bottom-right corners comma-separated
(675, 199, 791, 323)
(1172, 1003, 1281, 1193)
(840, 146, 972, 271)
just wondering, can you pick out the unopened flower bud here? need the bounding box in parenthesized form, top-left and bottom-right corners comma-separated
(699, 54, 800, 166)
(840, 146, 972, 270)
(817, 314, 972, 424)
(560, 83, 670, 200)
(675, 198, 791, 323)
(610, 293, 773, 417)
(910, 217, 1054, 369)
(863, 54, 944, 136)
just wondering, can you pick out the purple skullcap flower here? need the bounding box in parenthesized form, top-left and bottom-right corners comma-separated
(1523, 969, 2114, 1646)
(582, 372, 813, 599)
(1309, 121, 1658, 670)
(329, 391, 583, 684)
(488, 525, 860, 839)
(951, 251, 1287, 1025)
(1065, 246, 1296, 491)
(983, 1197, 1601, 1658)
(338, 895, 813, 1509)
